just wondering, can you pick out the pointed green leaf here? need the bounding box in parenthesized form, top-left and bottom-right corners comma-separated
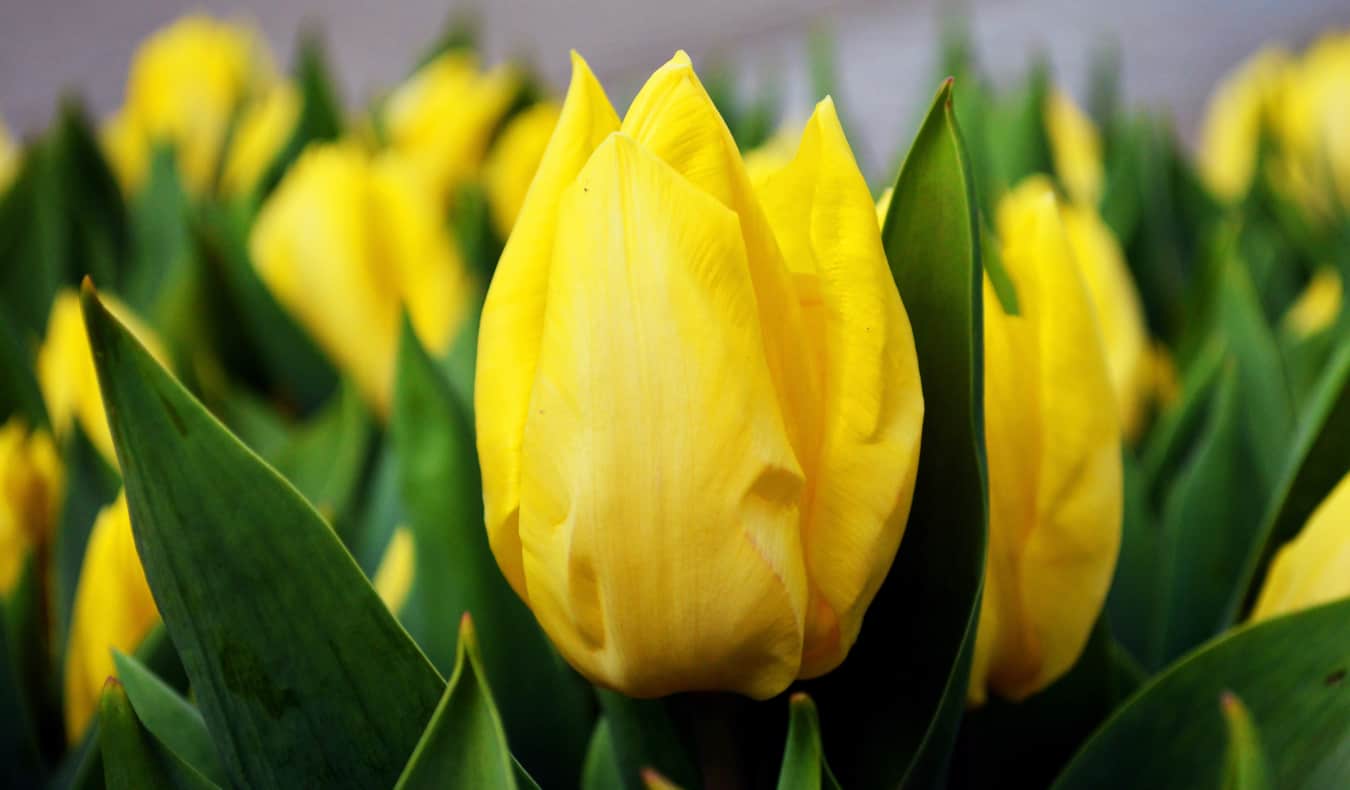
(582, 720, 624, 790)
(394, 616, 518, 790)
(776, 694, 841, 790)
(1220, 692, 1271, 790)
(806, 78, 988, 790)
(597, 691, 699, 790)
(111, 651, 225, 787)
(1053, 598, 1350, 788)
(99, 680, 217, 790)
(392, 319, 592, 784)
(80, 285, 443, 789)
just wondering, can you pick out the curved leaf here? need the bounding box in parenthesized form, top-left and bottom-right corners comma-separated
(582, 720, 624, 790)
(111, 650, 225, 786)
(98, 680, 217, 790)
(1220, 692, 1271, 790)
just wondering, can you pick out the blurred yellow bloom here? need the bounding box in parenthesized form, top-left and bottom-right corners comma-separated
(385, 51, 518, 203)
(483, 102, 560, 237)
(1250, 472, 1350, 622)
(374, 526, 415, 614)
(0, 419, 63, 595)
(1274, 31, 1350, 219)
(103, 15, 284, 195)
(250, 142, 472, 417)
(970, 177, 1123, 705)
(0, 117, 18, 194)
(1059, 202, 1151, 439)
(38, 291, 169, 465)
(64, 491, 158, 742)
(1197, 48, 1290, 202)
(219, 82, 300, 196)
(476, 52, 923, 699)
(1282, 267, 1343, 338)
(1045, 89, 1103, 207)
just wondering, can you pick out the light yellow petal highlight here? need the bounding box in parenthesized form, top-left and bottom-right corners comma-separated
(754, 99, 923, 677)
(1250, 472, 1350, 622)
(64, 491, 159, 742)
(1045, 89, 1104, 207)
(38, 291, 169, 464)
(971, 177, 1123, 705)
(374, 526, 415, 614)
(483, 102, 561, 237)
(476, 52, 619, 602)
(517, 133, 806, 700)
(0, 117, 18, 194)
(1282, 267, 1342, 339)
(1198, 48, 1290, 202)
(250, 143, 470, 417)
(219, 81, 299, 196)
(0, 419, 63, 594)
(1272, 31, 1350, 219)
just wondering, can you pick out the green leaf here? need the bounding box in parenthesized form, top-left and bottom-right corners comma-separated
(0, 309, 47, 426)
(80, 284, 444, 789)
(805, 78, 988, 789)
(256, 31, 343, 200)
(50, 99, 130, 292)
(98, 680, 217, 790)
(121, 146, 193, 324)
(1052, 598, 1350, 789)
(582, 720, 624, 790)
(775, 694, 841, 790)
(111, 651, 226, 787)
(394, 616, 519, 790)
(1220, 692, 1271, 790)
(1104, 453, 1157, 663)
(0, 136, 64, 336)
(597, 691, 699, 790)
(0, 601, 44, 788)
(983, 59, 1052, 193)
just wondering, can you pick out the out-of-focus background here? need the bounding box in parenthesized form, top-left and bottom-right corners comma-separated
(2, 0, 1348, 172)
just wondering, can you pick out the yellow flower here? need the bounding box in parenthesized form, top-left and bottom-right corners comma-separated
(970, 177, 1123, 705)
(1250, 471, 1350, 622)
(1274, 31, 1350, 219)
(0, 419, 62, 595)
(374, 526, 415, 615)
(483, 102, 561, 237)
(1058, 201, 1151, 440)
(38, 290, 169, 465)
(0, 116, 19, 195)
(104, 15, 281, 195)
(385, 51, 518, 204)
(219, 82, 300, 197)
(1197, 47, 1290, 203)
(742, 124, 803, 187)
(1045, 89, 1104, 207)
(250, 142, 472, 417)
(1282, 267, 1343, 338)
(64, 491, 159, 742)
(475, 52, 923, 699)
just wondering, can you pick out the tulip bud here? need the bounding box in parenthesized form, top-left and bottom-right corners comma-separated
(1250, 472, 1350, 623)
(1274, 31, 1350, 221)
(385, 51, 518, 204)
(1044, 89, 1103, 208)
(475, 52, 923, 699)
(1197, 48, 1290, 203)
(38, 290, 168, 465)
(970, 177, 1123, 705)
(483, 102, 561, 237)
(64, 491, 158, 742)
(0, 116, 17, 195)
(250, 142, 472, 417)
(0, 418, 62, 595)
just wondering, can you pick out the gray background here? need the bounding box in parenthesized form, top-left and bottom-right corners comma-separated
(3, 0, 1347, 176)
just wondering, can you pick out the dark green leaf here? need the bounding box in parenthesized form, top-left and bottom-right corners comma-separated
(0, 600, 44, 787)
(1220, 692, 1271, 790)
(111, 651, 225, 786)
(0, 309, 47, 426)
(775, 694, 841, 790)
(582, 720, 624, 790)
(256, 32, 344, 200)
(597, 691, 700, 790)
(121, 146, 192, 324)
(806, 78, 988, 790)
(98, 680, 216, 790)
(0, 137, 64, 336)
(81, 285, 443, 789)
(1052, 598, 1350, 789)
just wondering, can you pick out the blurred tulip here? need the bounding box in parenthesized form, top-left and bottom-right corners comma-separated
(970, 176, 1123, 705)
(373, 526, 415, 615)
(63, 491, 158, 742)
(219, 82, 300, 196)
(1197, 48, 1290, 203)
(1282, 267, 1343, 338)
(0, 418, 62, 595)
(1250, 471, 1350, 622)
(38, 290, 168, 464)
(475, 51, 922, 699)
(250, 142, 472, 417)
(102, 14, 287, 195)
(483, 102, 560, 237)
(1273, 31, 1350, 220)
(385, 51, 518, 204)
(1045, 89, 1104, 207)
(0, 116, 18, 194)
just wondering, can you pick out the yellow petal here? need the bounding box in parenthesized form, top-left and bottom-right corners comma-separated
(517, 133, 806, 700)
(755, 99, 924, 677)
(219, 81, 299, 196)
(1250, 471, 1350, 622)
(1282, 267, 1342, 339)
(0, 117, 18, 195)
(476, 52, 619, 602)
(1198, 48, 1290, 202)
(972, 177, 1122, 703)
(101, 109, 149, 195)
(483, 102, 562, 237)
(374, 526, 415, 615)
(64, 491, 159, 742)
(1044, 89, 1104, 207)
(0, 419, 63, 594)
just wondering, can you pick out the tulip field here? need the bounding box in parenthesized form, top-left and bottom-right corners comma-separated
(0, 10, 1348, 790)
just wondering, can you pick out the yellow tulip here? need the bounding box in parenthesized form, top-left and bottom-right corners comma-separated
(250, 142, 472, 417)
(104, 15, 282, 195)
(0, 419, 63, 595)
(1274, 31, 1350, 219)
(385, 51, 518, 204)
(1058, 202, 1151, 440)
(0, 116, 18, 194)
(219, 82, 300, 196)
(64, 491, 159, 742)
(38, 290, 169, 465)
(374, 526, 415, 615)
(483, 102, 561, 237)
(1250, 471, 1350, 622)
(1282, 267, 1343, 338)
(475, 52, 923, 699)
(742, 125, 803, 187)
(1197, 48, 1290, 203)
(1044, 89, 1104, 207)
(970, 177, 1123, 705)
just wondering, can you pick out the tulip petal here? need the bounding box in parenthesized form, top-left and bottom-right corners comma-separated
(1250, 471, 1350, 622)
(755, 99, 924, 677)
(476, 52, 620, 603)
(517, 132, 807, 699)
